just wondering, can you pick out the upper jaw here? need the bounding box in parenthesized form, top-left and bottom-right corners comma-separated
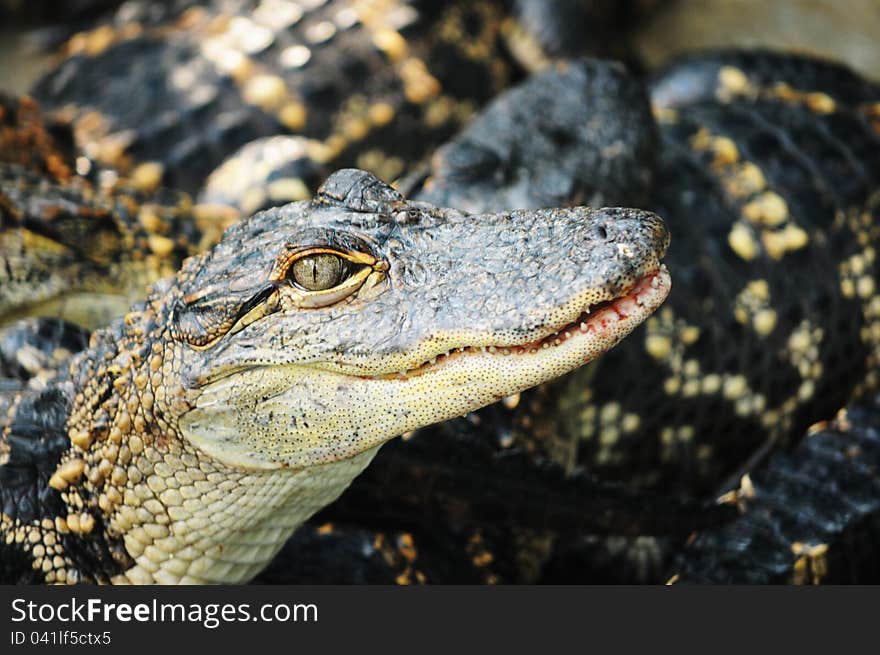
(347, 264, 671, 380)
(183, 204, 670, 385)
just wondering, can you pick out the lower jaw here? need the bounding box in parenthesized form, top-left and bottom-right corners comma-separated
(459, 265, 671, 388)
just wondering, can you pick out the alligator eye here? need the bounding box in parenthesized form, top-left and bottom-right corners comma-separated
(289, 253, 348, 291)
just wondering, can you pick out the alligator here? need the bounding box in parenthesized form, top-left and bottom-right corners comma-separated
(0, 168, 670, 583)
(5, 50, 878, 584)
(5, 0, 879, 583)
(28, 0, 658, 207)
(0, 94, 237, 329)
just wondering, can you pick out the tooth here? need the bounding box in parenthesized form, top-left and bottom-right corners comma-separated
(502, 349, 510, 355)
(554, 339, 561, 346)
(488, 346, 496, 353)
(399, 371, 407, 377)
(542, 343, 550, 349)
(529, 349, 537, 354)
(617, 298, 638, 316)
(580, 322, 588, 331)
(430, 357, 437, 365)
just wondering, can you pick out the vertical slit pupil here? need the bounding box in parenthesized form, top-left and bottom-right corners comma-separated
(290, 253, 347, 290)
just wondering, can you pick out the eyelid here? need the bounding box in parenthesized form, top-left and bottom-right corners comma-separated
(273, 246, 378, 279)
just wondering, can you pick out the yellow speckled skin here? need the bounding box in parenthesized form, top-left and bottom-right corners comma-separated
(111, 447, 379, 584)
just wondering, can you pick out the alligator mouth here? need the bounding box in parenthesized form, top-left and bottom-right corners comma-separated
(367, 264, 671, 381)
(183, 264, 671, 471)
(192, 264, 671, 390)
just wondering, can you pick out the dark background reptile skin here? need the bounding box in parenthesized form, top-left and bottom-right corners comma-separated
(3, 0, 879, 94)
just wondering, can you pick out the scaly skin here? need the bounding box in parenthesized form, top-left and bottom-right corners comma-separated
(30, 0, 661, 213)
(0, 169, 669, 584)
(32, 0, 525, 196)
(671, 395, 880, 584)
(17, 41, 877, 583)
(0, 94, 237, 329)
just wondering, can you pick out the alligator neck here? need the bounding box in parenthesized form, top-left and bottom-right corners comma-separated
(109, 445, 380, 584)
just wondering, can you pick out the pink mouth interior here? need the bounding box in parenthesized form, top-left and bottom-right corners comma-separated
(511, 268, 665, 353)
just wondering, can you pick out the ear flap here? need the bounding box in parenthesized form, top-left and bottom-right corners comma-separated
(315, 169, 404, 213)
(172, 284, 277, 348)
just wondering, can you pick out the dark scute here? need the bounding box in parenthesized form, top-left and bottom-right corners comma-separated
(412, 57, 658, 212)
(673, 397, 880, 583)
(0, 386, 71, 524)
(0, 539, 43, 584)
(316, 169, 404, 213)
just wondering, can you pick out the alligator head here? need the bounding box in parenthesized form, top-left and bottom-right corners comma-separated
(60, 168, 668, 583)
(171, 169, 670, 471)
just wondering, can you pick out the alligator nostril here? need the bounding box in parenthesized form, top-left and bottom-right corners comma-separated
(596, 224, 608, 240)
